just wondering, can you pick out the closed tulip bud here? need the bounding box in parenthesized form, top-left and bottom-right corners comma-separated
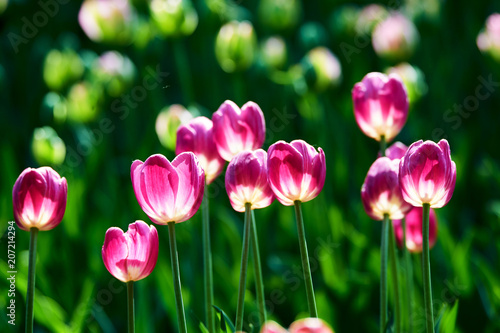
(150, 0, 198, 38)
(31, 127, 66, 166)
(66, 81, 103, 123)
(361, 157, 412, 221)
(13, 167, 67, 231)
(260, 321, 288, 333)
(260, 36, 287, 69)
(302, 46, 342, 92)
(78, 0, 136, 45)
(393, 207, 437, 253)
(43, 49, 84, 91)
(225, 150, 274, 212)
(155, 104, 193, 152)
(176, 116, 225, 184)
(352, 72, 409, 142)
(372, 12, 419, 61)
(399, 139, 456, 208)
(212, 100, 266, 161)
(258, 0, 301, 31)
(102, 220, 159, 282)
(385, 141, 408, 160)
(215, 21, 257, 73)
(289, 318, 334, 333)
(386, 62, 427, 103)
(267, 140, 326, 206)
(131, 153, 205, 224)
(477, 13, 500, 62)
(92, 51, 136, 97)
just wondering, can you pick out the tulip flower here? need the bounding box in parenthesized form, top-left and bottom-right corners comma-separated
(12, 167, 67, 333)
(393, 207, 438, 253)
(385, 141, 408, 160)
(261, 321, 288, 333)
(399, 139, 456, 333)
(372, 12, 419, 61)
(31, 126, 66, 167)
(176, 117, 225, 184)
(386, 62, 428, 104)
(477, 13, 500, 62)
(226, 150, 274, 329)
(215, 21, 257, 73)
(289, 318, 334, 333)
(131, 153, 204, 333)
(175, 116, 224, 332)
(212, 100, 266, 161)
(156, 104, 193, 152)
(267, 140, 326, 318)
(352, 72, 409, 145)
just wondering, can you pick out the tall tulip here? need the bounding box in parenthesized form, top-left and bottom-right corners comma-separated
(212, 100, 266, 161)
(393, 207, 438, 253)
(267, 140, 326, 317)
(131, 153, 204, 333)
(352, 72, 409, 150)
(399, 139, 456, 333)
(226, 150, 274, 329)
(102, 221, 158, 333)
(12, 167, 67, 333)
(175, 117, 225, 332)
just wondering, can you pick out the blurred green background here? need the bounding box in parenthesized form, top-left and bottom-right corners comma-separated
(1, 0, 500, 332)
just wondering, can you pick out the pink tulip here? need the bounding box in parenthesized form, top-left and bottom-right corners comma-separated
(212, 100, 266, 161)
(267, 140, 326, 206)
(12, 167, 67, 231)
(289, 318, 334, 333)
(372, 12, 419, 60)
(393, 207, 438, 253)
(102, 220, 158, 282)
(399, 139, 456, 208)
(352, 72, 409, 142)
(361, 157, 412, 220)
(225, 149, 274, 212)
(385, 141, 408, 160)
(176, 116, 225, 184)
(131, 153, 205, 224)
(261, 321, 288, 333)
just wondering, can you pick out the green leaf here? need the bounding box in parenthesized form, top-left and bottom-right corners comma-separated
(213, 305, 235, 333)
(435, 300, 459, 333)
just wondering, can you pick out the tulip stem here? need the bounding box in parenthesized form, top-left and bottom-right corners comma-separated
(235, 203, 253, 331)
(173, 39, 194, 105)
(402, 218, 414, 333)
(422, 203, 435, 333)
(380, 135, 387, 156)
(202, 183, 216, 333)
(26, 227, 38, 333)
(389, 220, 401, 333)
(167, 222, 187, 333)
(127, 281, 135, 333)
(294, 201, 318, 318)
(251, 210, 266, 325)
(381, 215, 389, 333)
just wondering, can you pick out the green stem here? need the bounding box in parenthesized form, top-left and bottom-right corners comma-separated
(381, 215, 389, 333)
(127, 281, 135, 333)
(389, 220, 401, 333)
(235, 203, 253, 331)
(251, 210, 266, 325)
(402, 218, 414, 333)
(172, 39, 194, 105)
(26, 228, 38, 333)
(202, 183, 215, 333)
(422, 203, 435, 333)
(293, 201, 318, 317)
(380, 135, 387, 156)
(167, 222, 187, 333)
(234, 72, 245, 105)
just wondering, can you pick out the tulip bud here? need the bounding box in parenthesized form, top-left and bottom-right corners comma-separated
(386, 62, 427, 104)
(372, 12, 419, 61)
(0, 0, 7, 15)
(258, 0, 301, 31)
(385, 141, 408, 160)
(302, 46, 342, 92)
(361, 157, 412, 221)
(31, 127, 66, 166)
(215, 21, 257, 73)
(225, 150, 274, 212)
(212, 100, 266, 161)
(78, 0, 137, 45)
(477, 13, 500, 62)
(176, 116, 225, 184)
(267, 140, 326, 206)
(289, 317, 334, 333)
(149, 0, 198, 38)
(260, 36, 287, 69)
(155, 104, 193, 151)
(65, 81, 103, 123)
(12, 167, 67, 231)
(393, 207, 438, 253)
(399, 139, 456, 208)
(43, 49, 84, 91)
(131, 153, 205, 224)
(102, 220, 159, 282)
(352, 72, 409, 142)
(355, 4, 388, 35)
(91, 51, 136, 97)
(260, 321, 288, 333)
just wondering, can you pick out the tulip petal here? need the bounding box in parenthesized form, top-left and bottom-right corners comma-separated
(102, 227, 129, 282)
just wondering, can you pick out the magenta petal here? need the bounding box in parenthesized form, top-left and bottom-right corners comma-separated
(102, 227, 129, 282)
(385, 141, 408, 160)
